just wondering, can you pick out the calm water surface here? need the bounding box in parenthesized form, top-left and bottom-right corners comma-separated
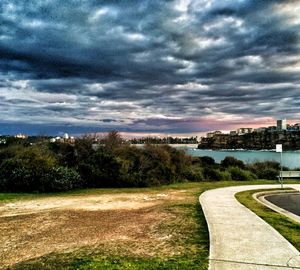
(174, 146, 300, 169)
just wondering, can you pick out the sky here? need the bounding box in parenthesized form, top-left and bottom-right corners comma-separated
(0, 0, 300, 137)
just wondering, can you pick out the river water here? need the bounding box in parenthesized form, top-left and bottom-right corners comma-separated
(173, 145, 300, 169)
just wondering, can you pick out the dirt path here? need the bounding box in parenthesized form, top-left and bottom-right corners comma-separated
(0, 191, 186, 269)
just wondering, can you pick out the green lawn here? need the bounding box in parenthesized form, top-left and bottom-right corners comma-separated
(235, 188, 300, 251)
(1, 180, 295, 270)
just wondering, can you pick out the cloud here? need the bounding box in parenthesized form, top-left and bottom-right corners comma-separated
(0, 0, 299, 135)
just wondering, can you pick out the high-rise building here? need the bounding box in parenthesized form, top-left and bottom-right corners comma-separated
(277, 119, 287, 131)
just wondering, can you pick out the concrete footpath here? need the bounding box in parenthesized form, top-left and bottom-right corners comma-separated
(199, 184, 300, 270)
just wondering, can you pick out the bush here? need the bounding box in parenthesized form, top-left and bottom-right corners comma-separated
(218, 170, 232, 181)
(78, 149, 124, 188)
(258, 168, 278, 180)
(184, 166, 204, 182)
(0, 145, 84, 192)
(221, 156, 245, 169)
(203, 167, 223, 181)
(199, 156, 215, 166)
(43, 166, 82, 192)
(0, 158, 82, 193)
(137, 144, 175, 186)
(227, 167, 257, 181)
(115, 144, 194, 186)
(247, 161, 281, 179)
(0, 158, 35, 192)
(48, 142, 76, 167)
(0, 145, 57, 192)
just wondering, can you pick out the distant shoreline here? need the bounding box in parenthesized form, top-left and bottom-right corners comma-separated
(131, 144, 300, 152)
(194, 148, 300, 153)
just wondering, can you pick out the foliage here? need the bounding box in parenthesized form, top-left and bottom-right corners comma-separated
(221, 156, 245, 169)
(0, 146, 57, 192)
(227, 167, 257, 181)
(218, 170, 232, 181)
(202, 168, 223, 181)
(247, 161, 280, 179)
(258, 168, 278, 180)
(103, 130, 126, 152)
(78, 148, 124, 188)
(184, 165, 204, 182)
(0, 131, 289, 192)
(43, 167, 82, 192)
(198, 156, 215, 166)
(48, 142, 76, 167)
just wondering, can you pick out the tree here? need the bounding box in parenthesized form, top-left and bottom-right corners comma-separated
(104, 131, 125, 152)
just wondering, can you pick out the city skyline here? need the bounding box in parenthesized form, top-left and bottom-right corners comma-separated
(1, 1, 300, 136)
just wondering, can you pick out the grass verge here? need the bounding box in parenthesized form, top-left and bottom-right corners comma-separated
(235, 188, 300, 251)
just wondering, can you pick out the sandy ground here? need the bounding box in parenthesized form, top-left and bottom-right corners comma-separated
(0, 193, 172, 217)
(0, 190, 187, 269)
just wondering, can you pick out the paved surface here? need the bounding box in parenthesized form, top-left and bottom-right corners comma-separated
(265, 193, 300, 216)
(254, 191, 300, 224)
(200, 184, 300, 270)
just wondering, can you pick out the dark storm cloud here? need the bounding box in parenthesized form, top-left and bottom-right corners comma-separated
(0, 0, 300, 135)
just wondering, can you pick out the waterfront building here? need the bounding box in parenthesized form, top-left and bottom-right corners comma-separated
(50, 134, 75, 143)
(49, 138, 56, 143)
(206, 131, 222, 138)
(236, 128, 253, 135)
(266, 126, 277, 133)
(254, 127, 267, 133)
(277, 119, 287, 131)
(294, 124, 300, 131)
(15, 133, 28, 139)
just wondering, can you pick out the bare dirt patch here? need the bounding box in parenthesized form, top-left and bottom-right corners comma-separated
(0, 193, 167, 217)
(0, 190, 189, 269)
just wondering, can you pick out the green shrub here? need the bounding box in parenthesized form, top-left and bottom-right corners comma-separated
(247, 161, 282, 179)
(0, 158, 34, 192)
(199, 156, 215, 166)
(203, 167, 223, 181)
(137, 144, 175, 186)
(219, 170, 232, 181)
(221, 156, 245, 169)
(43, 166, 82, 192)
(247, 161, 279, 172)
(78, 149, 124, 188)
(184, 166, 204, 182)
(48, 142, 76, 167)
(0, 145, 84, 192)
(0, 146, 58, 192)
(258, 168, 278, 180)
(0, 158, 82, 192)
(227, 167, 257, 181)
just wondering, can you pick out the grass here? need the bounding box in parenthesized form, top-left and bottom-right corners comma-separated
(2, 180, 294, 270)
(235, 188, 300, 251)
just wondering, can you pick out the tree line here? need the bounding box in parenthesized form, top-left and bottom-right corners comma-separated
(0, 131, 282, 193)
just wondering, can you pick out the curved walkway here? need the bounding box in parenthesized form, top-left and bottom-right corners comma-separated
(200, 184, 300, 270)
